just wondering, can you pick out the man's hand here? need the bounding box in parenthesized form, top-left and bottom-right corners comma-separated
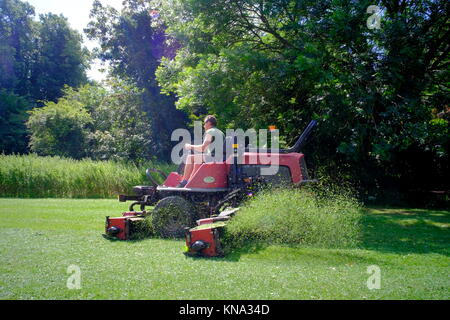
(185, 134, 212, 152)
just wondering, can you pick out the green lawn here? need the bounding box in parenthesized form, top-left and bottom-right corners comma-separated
(0, 198, 448, 300)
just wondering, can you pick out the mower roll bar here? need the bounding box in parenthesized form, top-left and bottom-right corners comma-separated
(245, 120, 318, 154)
(281, 120, 317, 153)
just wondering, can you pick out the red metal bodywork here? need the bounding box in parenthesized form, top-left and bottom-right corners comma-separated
(105, 212, 144, 240)
(105, 217, 128, 240)
(242, 152, 304, 184)
(163, 172, 182, 187)
(185, 225, 223, 257)
(185, 162, 229, 189)
(163, 152, 305, 188)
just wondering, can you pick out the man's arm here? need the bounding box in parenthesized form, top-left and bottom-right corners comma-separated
(185, 134, 213, 153)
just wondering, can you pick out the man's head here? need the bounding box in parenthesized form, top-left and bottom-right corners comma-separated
(203, 115, 217, 130)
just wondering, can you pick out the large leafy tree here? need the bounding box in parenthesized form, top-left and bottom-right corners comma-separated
(156, 0, 449, 197)
(0, 0, 35, 154)
(30, 13, 90, 103)
(85, 0, 188, 160)
(0, 0, 35, 97)
(0, 89, 30, 153)
(87, 79, 153, 163)
(26, 89, 93, 159)
(0, 0, 90, 154)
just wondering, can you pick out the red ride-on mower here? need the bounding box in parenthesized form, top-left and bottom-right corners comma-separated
(105, 121, 317, 256)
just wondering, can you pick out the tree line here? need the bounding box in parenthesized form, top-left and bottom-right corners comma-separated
(0, 0, 187, 162)
(0, 0, 88, 153)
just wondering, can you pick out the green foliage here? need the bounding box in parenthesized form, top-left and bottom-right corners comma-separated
(27, 93, 93, 159)
(0, 0, 35, 96)
(0, 90, 31, 153)
(223, 187, 363, 250)
(0, 154, 175, 198)
(0, 0, 89, 102)
(0, 0, 89, 155)
(85, 0, 188, 160)
(30, 13, 90, 102)
(156, 0, 450, 198)
(26, 81, 153, 162)
(87, 79, 153, 163)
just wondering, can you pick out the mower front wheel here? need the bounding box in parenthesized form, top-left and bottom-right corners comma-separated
(151, 196, 198, 239)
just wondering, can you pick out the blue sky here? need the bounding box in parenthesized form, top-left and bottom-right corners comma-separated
(26, 0, 124, 81)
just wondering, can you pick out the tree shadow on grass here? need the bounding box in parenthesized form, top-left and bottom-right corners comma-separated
(224, 243, 268, 262)
(359, 207, 450, 256)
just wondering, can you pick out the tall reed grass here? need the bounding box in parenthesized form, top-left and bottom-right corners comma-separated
(0, 154, 175, 198)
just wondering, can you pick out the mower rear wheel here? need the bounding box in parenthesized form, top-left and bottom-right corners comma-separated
(151, 196, 197, 238)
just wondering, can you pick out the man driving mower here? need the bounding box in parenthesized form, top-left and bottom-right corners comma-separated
(178, 115, 225, 188)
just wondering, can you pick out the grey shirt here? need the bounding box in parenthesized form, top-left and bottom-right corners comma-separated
(204, 127, 225, 160)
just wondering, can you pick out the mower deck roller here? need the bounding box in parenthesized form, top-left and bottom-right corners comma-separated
(105, 121, 318, 250)
(151, 196, 198, 238)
